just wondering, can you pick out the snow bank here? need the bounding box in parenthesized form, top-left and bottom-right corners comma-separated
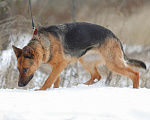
(0, 86, 150, 120)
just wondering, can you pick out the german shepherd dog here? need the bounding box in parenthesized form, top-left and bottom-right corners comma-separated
(12, 22, 146, 90)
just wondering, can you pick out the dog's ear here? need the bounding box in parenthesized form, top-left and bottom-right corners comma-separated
(12, 45, 22, 58)
(23, 46, 34, 59)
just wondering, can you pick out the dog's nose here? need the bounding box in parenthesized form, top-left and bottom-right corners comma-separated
(18, 82, 25, 87)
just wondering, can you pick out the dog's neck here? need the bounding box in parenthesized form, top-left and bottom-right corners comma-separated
(27, 36, 51, 64)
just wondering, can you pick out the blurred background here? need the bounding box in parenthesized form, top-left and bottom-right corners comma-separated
(0, 0, 150, 89)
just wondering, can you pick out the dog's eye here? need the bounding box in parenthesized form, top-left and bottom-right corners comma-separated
(22, 68, 28, 72)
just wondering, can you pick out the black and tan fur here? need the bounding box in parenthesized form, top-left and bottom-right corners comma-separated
(12, 22, 146, 90)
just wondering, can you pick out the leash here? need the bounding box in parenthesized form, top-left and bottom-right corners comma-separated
(29, 0, 37, 36)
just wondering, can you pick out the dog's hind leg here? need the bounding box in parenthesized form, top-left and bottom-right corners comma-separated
(105, 61, 139, 88)
(105, 62, 139, 88)
(99, 38, 139, 88)
(79, 54, 102, 85)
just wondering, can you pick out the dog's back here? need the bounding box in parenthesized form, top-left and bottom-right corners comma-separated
(39, 22, 119, 57)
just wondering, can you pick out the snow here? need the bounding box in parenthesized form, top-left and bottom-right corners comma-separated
(0, 49, 12, 73)
(0, 86, 150, 120)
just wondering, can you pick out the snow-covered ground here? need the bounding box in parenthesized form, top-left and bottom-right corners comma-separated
(0, 85, 150, 120)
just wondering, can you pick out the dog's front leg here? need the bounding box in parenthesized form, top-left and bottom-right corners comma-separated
(54, 76, 60, 88)
(39, 62, 67, 90)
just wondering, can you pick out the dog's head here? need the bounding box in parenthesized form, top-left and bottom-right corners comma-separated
(12, 45, 39, 87)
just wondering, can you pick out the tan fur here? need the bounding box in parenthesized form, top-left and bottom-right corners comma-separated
(54, 76, 60, 88)
(99, 38, 139, 88)
(39, 34, 67, 90)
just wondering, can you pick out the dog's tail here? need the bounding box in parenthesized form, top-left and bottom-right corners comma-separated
(124, 54, 146, 70)
(118, 40, 146, 70)
(127, 59, 146, 70)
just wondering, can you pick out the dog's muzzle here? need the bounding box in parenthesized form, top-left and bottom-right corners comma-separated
(18, 74, 34, 87)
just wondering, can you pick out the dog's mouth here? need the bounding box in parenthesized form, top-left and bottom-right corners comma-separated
(18, 74, 34, 87)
